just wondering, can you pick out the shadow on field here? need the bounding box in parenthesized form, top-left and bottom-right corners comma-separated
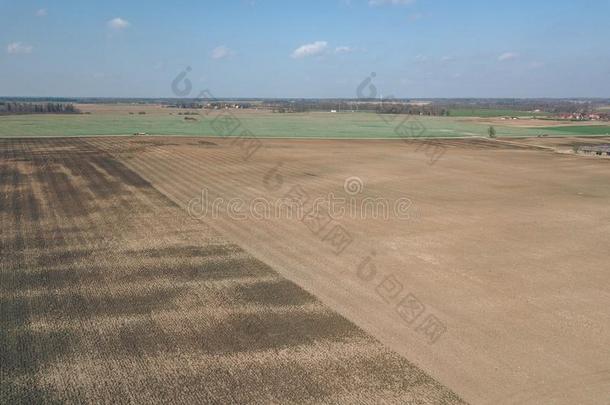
(0, 138, 465, 404)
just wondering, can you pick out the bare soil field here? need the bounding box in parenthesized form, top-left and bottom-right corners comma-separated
(509, 135, 610, 150)
(91, 136, 608, 404)
(3, 136, 609, 404)
(0, 138, 464, 404)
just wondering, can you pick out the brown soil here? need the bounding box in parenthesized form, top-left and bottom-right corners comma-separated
(93, 135, 609, 405)
(0, 138, 463, 404)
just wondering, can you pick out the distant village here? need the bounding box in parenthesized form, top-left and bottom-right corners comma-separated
(555, 112, 609, 121)
(166, 102, 253, 110)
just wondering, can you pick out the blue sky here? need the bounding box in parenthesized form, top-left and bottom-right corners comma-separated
(1, 0, 609, 98)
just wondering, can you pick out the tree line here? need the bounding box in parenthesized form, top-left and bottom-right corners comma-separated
(264, 98, 610, 116)
(0, 102, 80, 115)
(265, 100, 451, 116)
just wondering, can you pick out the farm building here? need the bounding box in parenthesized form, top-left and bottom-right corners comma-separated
(578, 144, 610, 156)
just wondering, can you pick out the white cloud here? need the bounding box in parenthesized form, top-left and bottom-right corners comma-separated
(441, 55, 455, 63)
(498, 52, 519, 62)
(107, 17, 130, 30)
(211, 45, 234, 60)
(35, 8, 47, 17)
(291, 41, 328, 59)
(369, 0, 415, 6)
(335, 46, 354, 54)
(7, 42, 33, 55)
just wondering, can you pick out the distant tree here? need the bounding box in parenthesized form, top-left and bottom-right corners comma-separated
(0, 102, 80, 115)
(488, 126, 497, 138)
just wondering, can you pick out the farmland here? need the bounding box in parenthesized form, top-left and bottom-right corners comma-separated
(4, 0, 609, 402)
(539, 125, 610, 135)
(116, 135, 610, 404)
(2, 134, 609, 404)
(0, 138, 464, 404)
(0, 105, 605, 139)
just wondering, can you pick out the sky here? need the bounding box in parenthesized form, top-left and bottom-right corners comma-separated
(1, 0, 609, 98)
